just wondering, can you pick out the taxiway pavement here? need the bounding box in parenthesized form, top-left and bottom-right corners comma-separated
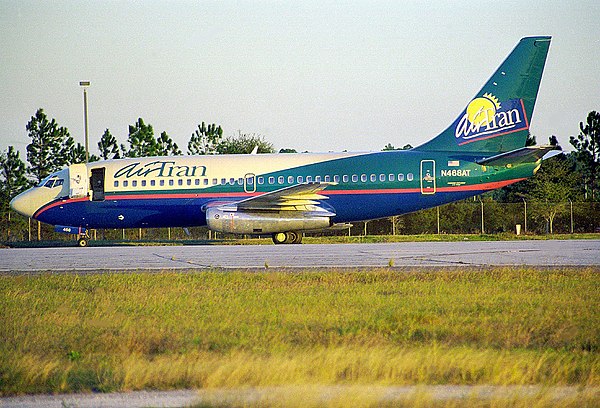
(1, 240, 598, 273)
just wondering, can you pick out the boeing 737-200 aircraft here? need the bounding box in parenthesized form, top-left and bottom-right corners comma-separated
(11, 36, 553, 246)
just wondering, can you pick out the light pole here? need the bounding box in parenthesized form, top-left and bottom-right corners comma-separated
(79, 81, 90, 162)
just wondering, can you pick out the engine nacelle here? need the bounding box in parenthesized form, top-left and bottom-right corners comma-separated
(206, 207, 333, 234)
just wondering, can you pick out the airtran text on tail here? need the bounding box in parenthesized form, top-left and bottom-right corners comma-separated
(454, 93, 529, 145)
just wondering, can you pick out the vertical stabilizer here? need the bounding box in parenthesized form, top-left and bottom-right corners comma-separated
(415, 36, 551, 154)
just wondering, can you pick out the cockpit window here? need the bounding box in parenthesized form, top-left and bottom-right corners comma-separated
(42, 178, 64, 188)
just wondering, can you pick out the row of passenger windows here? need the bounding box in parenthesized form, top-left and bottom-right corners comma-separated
(113, 173, 415, 188)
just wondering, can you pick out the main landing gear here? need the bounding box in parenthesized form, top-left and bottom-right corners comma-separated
(272, 231, 303, 245)
(77, 234, 90, 247)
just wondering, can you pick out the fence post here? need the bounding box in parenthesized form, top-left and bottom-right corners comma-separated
(569, 199, 574, 233)
(479, 197, 485, 234)
(522, 198, 527, 233)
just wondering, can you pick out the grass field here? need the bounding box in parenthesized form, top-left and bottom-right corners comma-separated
(1, 267, 598, 405)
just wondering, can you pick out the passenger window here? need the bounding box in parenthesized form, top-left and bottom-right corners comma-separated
(315, 176, 322, 182)
(407, 173, 414, 181)
(212, 178, 217, 185)
(123, 181, 128, 187)
(398, 174, 404, 181)
(297, 176, 303, 183)
(203, 179, 208, 185)
(324, 175, 331, 182)
(388, 174, 395, 181)
(268, 176, 275, 184)
(361, 174, 367, 182)
(352, 175, 358, 182)
(160, 180, 165, 186)
(343, 175, 349, 182)
(187, 179, 192, 186)
(306, 176, 313, 182)
(258, 177, 264, 185)
(288, 176, 294, 184)
(370, 174, 376, 182)
(151, 180, 156, 186)
(230, 178, 236, 185)
(379, 174, 386, 182)
(334, 175, 340, 183)
(114, 181, 119, 188)
(221, 178, 226, 185)
(178, 179, 183, 186)
(132, 180, 137, 187)
(195, 179, 200, 186)
(278, 176, 284, 184)
(141, 180, 146, 187)
(169, 180, 174, 186)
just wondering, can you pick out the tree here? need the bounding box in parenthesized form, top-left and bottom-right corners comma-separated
(525, 155, 577, 233)
(0, 146, 29, 201)
(156, 131, 182, 156)
(0, 146, 29, 241)
(98, 129, 121, 160)
(61, 134, 95, 164)
(382, 143, 413, 151)
(279, 148, 297, 153)
(570, 111, 600, 201)
(188, 122, 223, 155)
(26, 108, 70, 182)
(122, 118, 158, 158)
(216, 131, 275, 154)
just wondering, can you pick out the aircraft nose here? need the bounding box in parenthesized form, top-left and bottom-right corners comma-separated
(10, 189, 41, 218)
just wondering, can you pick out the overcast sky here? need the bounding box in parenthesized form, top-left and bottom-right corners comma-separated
(1, 0, 599, 158)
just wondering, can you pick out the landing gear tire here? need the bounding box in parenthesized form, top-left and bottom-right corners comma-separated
(272, 231, 303, 245)
(77, 237, 89, 247)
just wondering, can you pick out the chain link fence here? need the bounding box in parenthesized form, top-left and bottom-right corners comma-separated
(2, 201, 599, 243)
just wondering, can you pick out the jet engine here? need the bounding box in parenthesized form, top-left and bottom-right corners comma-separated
(206, 207, 333, 235)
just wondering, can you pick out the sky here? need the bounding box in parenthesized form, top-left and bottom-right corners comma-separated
(1, 0, 599, 159)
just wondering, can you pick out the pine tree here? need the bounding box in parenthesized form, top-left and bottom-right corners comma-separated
(0, 146, 29, 241)
(123, 118, 158, 158)
(570, 111, 600, 200)
(0, 146, 29, 201)
(188, 122, 223, 155)
(156, 131, 182, 156)
(216, 131, 275, 154)
(26, 108, 70, 182)
(98, 129, 121, 160)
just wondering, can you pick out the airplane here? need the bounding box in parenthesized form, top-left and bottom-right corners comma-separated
(11, 36, 554, 247)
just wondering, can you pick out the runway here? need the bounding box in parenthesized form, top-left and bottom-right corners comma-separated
(1, 240, 598, 272)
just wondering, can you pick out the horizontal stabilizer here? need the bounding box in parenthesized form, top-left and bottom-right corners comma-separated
(476, 145, 559, 166)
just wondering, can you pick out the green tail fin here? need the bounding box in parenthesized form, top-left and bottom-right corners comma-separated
(415, 36, 551, 154)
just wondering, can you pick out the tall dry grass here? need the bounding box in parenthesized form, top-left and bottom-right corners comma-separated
(0, 267, 598, 395)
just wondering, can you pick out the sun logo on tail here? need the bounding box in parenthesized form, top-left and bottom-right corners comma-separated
(466, 93, 501, 127)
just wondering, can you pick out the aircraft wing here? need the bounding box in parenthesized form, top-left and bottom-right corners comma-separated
(225, 182, 336, 212)
(476, 145, 559, 167)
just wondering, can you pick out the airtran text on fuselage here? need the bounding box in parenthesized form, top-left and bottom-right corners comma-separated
(113, 161, 207, 179)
